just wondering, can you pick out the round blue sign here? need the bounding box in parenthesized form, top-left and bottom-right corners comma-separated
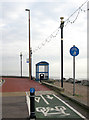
(26, 58, 29, 63)
(30, 88, 35, 93)
(70, 46, 79, 56)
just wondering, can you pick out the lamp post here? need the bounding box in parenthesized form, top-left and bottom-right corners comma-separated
(20, 52, 22, 77)
(25, 9, 31, 80)
(60, 17, 64, 88)
(30, 48, 32, 80)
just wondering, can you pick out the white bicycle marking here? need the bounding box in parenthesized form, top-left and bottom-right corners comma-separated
(46, 95, 53, 100)
(36, 106, 70, 116)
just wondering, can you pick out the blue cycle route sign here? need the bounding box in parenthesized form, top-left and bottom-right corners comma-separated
(26, 58, 29, 63)
(30, 88, 35, 93)
(70, 46, 79, 56)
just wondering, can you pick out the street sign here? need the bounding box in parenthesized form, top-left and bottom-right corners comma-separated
(30, 88, 36, 119)
(70, 45, 79, 96)
(26, 58, 29, 63)
(30, 88, 35, 94)
(70, 46, 79, 56)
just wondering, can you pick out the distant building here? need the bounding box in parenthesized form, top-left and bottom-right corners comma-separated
(36, 61, 49, 81)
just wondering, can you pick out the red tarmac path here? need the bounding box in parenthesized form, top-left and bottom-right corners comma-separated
(1, 77, 51, 92)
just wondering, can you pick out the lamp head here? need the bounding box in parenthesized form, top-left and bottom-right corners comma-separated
(60, 17, 64, 20)
(25, 9, 30, 11)
(20, 52, 22, 56)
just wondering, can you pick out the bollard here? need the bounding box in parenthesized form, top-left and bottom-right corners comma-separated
(30, 88, 36, 119)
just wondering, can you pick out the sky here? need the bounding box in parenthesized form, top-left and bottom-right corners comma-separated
(0, 0, 88, 79)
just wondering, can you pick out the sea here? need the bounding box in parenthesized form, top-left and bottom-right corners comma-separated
(50, 76, 88, 81)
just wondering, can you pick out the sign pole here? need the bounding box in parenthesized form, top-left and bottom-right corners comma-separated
(70, 45, 79, 96)
(73, 55, 75, 96)
(30, 88, 36, 119)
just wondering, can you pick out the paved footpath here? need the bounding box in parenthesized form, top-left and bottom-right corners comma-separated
(1, 78, 50, 92)
(2, 96, 28, 118)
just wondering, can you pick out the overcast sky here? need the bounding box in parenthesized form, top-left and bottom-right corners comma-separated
(1, 0, 88, 79)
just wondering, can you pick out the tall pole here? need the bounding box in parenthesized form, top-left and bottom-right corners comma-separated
(25, 9, 31, 80)
(30, 48, 32, 80)
(60, 17, 64, 88)
(20, 52, 22, 77)
(73, 45, 75, 96)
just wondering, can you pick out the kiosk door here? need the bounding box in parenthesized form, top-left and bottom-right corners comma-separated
(40, 74, 44, 82)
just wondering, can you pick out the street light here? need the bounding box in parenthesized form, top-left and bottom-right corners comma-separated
(20, 52, 22, 77)
(30, 48, 32, 80)
(25, 9, 31, 80)
(60, 17, 64, 88)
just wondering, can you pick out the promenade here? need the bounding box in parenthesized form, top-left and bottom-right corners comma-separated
(54, 81, 89, 106)
(1, 77, 88, 119)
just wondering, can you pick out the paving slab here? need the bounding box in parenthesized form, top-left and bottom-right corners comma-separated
(2, 96, 29, 118)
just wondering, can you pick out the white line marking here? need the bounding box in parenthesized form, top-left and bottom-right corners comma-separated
(40, 95, 49, 105)
(53, 94, 86, 119)
(0, 79, 5, 86)
(26, 92, 30, 116)
(35, 97, 41, 103)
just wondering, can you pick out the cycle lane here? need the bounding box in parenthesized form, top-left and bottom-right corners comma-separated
(35, 94, 86, 119)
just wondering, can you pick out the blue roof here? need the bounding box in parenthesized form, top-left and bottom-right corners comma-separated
(36, 61, 49, 66)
